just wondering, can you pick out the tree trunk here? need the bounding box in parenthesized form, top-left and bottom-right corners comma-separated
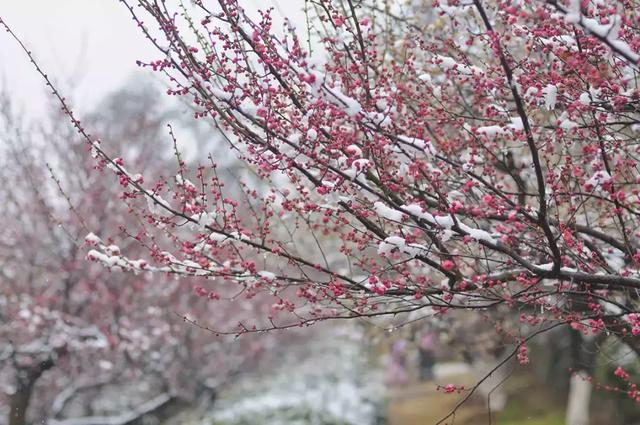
(8, 381, 35, 425)
(565, 371, 591, 425)
(7, 348, 64, 425)
(565, 331, 603, 425)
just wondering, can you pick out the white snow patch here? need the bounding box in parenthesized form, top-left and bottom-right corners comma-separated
(325, 86, 363, 116)
(378, 236, 426, 257)
(579, 92, 591, 105)
(397, 135, 437, 155)
(476, 117, 523, 137)
(258, 271, 276, 281)
(373, 202, 405, 222)
(434, 55, 483, 75)
(542, 84, 558, 110)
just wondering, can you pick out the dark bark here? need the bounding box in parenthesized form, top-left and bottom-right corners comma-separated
(9, 353, 59, 425)
(7, 345, 67, 425)
(9, 383, 33, 425)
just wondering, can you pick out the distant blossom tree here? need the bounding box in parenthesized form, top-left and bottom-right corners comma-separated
(3, 0, 640, 422)
(0, 86, 275, 425)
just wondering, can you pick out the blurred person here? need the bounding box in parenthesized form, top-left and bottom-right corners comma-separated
(385, 339, 408, 386)
(417, 329, 436, 381)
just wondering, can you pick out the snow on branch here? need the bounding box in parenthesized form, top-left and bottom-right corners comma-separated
(547, 0, 640, 64)
(48, 394, 185, 425)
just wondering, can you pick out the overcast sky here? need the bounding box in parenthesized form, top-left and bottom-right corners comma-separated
(0, 0, 305, 118)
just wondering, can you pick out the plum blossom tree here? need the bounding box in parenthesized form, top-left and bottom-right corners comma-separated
(3, 0, 640, 421)
(0, 85, 276, 425)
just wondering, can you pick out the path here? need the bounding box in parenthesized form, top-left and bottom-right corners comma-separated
(386, 362, 487, 425)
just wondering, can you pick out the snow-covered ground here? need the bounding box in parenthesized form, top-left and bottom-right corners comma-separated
(199, 324, 385, 425)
